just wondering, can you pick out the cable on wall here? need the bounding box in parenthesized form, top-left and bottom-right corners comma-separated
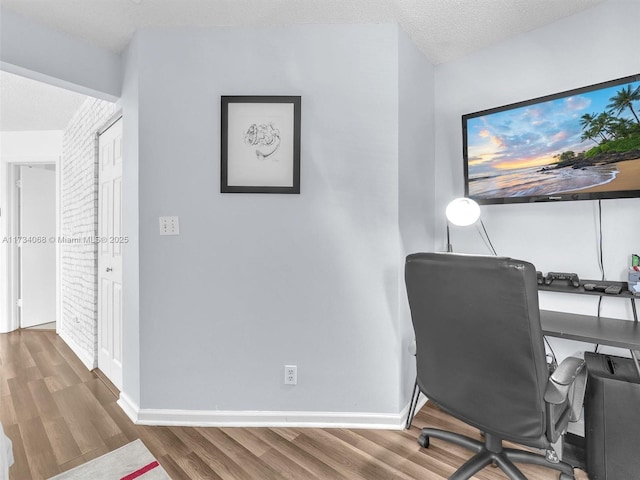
(597, 200, 605, 281)
(595, 199, 604, 352)
(477, 220, 498, 256)
(597, 200, 605, 320)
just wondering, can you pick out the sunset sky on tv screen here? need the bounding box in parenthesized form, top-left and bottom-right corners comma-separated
(468, 82, 637, 176)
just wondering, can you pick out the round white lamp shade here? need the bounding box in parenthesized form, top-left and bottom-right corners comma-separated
(446, 197, 481, 226)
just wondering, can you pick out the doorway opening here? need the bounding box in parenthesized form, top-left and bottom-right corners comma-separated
(10, 163, 57, 330)
(1, 70, 121, 389)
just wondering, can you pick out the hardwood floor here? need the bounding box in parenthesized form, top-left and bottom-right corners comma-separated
(1, 330, 589, 479)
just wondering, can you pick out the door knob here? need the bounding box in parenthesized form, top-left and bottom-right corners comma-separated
(106, 267, 113, 272)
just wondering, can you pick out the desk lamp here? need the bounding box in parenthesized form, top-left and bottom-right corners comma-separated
(445, 197, 481, 252)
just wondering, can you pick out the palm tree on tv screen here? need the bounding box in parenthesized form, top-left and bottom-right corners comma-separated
(606, 85, 640, 124)
(579, 112, 613, 145)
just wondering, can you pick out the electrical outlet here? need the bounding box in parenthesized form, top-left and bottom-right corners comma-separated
(284, 365, 297, 385)
(159, 216, 180, 235)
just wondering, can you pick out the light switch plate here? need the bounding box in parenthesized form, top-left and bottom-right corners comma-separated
(159, 216, 180, 235)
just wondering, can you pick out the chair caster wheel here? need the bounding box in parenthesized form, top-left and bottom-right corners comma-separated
(418, 433, 430, 448)
(559, 473, 574, 480)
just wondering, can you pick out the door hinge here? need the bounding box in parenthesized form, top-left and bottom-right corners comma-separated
(15, 179, 22, 188)
(16, 298, 22, 307)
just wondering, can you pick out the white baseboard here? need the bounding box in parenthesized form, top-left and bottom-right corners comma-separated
(58, 329, 96, 371)
(117, 393, 420, 430)
(117, 392, 140, 423)
(414, 393, 429, 416)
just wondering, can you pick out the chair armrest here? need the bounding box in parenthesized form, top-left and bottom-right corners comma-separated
(544, 356, 586, 404)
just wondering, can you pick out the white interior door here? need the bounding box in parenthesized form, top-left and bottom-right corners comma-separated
(19, 165, 56, 328)
(98, 117, 123, 390)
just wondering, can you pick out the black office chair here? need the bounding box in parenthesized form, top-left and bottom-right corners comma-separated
(405, 253, 585, 480)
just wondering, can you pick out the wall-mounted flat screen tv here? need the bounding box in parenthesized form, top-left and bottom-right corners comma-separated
(463, 74, 640, 204)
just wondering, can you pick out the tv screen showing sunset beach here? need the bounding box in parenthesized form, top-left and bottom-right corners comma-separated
(464, 75, 640, 203)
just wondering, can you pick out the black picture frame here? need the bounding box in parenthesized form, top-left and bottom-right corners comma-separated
(221, 96, 301, 194)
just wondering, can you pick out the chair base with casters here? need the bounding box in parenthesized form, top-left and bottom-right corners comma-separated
(417, 428, 575, 480)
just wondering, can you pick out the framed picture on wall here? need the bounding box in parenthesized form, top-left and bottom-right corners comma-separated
(221, 96, 301, 194)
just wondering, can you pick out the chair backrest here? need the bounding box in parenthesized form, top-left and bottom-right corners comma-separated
(405, 252, 549, 444)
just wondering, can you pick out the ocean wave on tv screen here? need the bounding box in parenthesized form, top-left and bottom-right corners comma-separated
(469, 164, 617, 198)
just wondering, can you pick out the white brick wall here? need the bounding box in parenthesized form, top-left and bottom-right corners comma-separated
(60, 98, 116, 367)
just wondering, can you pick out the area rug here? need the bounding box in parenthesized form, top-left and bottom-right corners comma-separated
(48, 439, 171, 480)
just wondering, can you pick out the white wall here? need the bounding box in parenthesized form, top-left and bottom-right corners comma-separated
(120, 33, 142, 409)
(119, 24, 434, 418)
(0, 131, 62, 333)
(398, 28, 436, 405)
(434, 0, 640, 359)
(1, 11, 436, 422)
(5, 0, 633, 423)
(0, 8, 121, 101)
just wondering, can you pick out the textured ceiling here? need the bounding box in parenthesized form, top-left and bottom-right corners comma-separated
(0, 0, 604, 65)
(0, 0, 606, 131)
(0, 71, 87, 131)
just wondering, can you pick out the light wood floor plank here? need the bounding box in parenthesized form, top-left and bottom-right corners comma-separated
(196, 427, 284, 480)
(259, 447, 322, 480)
(7, 376, 39, 423)
(219, 427, 272, 457)
(174, 451, 225, 480)
(0, 394, 17, 425)
(50, 383, 106, 454)
(1, 330, 589, 480)
(328, 428, 438, 479)
(250, 427, 349, 480)
(292, 428, 417, 480)
(4, 423, 32, 480)
(18, 416, 60, 479)
(41, 416, 82, 465)
(157, 453, 191, 480)
(27, 378, 61, 422)
(144, 425, 192, 458)
(169, 426, 254, 480)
